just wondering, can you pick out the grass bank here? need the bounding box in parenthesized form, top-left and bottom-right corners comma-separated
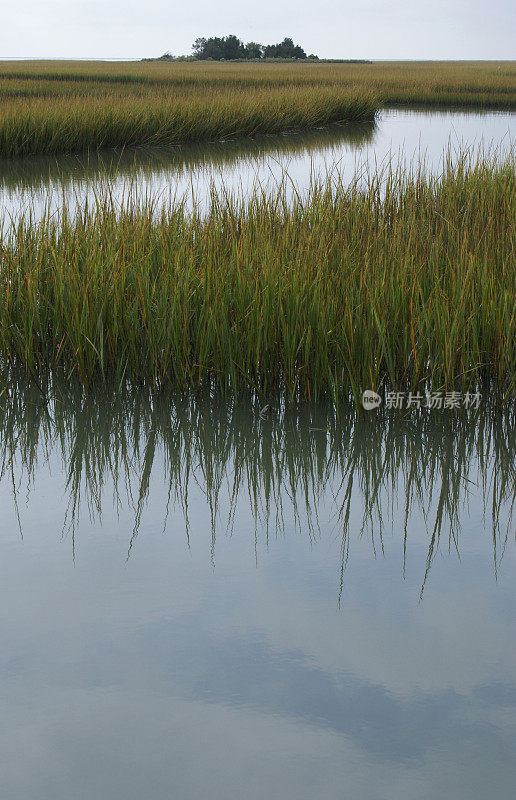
(0, 60, 513, 156)
(0, 60, 514, 104)
(0, 83, 377, 158)
(0, 152, 514, 401)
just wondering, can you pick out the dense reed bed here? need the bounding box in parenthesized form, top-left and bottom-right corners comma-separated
(0, 85, 377, 158)
(0, 60, 513, 156)
(0, 151, 514, 401)
(0, 60, 514, 104)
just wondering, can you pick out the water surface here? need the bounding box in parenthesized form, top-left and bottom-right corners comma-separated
(0, 386, 515, 799)
(0, 108, 514, 219)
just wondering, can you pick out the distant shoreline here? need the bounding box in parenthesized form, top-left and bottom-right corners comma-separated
(141, 57, 373, 64)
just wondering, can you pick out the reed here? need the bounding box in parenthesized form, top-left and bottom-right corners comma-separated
(0, 150, 514, 401)
(0, 85, 378, 158)
(0, 60, 514, 104)
(0, 60, 513, 156)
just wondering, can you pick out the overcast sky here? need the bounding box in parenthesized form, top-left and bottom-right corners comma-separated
(2, 1, 515, 61)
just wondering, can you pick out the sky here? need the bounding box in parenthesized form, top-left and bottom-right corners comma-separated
(2, 1, 515, 61)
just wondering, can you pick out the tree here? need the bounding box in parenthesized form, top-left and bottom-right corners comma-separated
(192, 38, 207, 58)
(223, 34, 245, 59)
(192, 35, 245, 60)
(203, 37, 225, 59)
(263, 38, 307, 59)
(244, 42, 264, 59)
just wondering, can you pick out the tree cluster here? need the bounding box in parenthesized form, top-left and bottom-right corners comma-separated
(192, 36, 316, 61)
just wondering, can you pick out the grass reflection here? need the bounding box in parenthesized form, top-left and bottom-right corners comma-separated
(0, 120, 376, 195)
(0, 376, 514, 594)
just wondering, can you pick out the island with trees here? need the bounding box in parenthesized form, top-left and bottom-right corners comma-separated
(147, 36, 319, 62)
(191, 36, 315, 60)
(145, 36, 374, 62)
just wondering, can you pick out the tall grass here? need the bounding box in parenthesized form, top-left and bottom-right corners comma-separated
(0, 86, 378, 158)
(0, 60, 513, 156)
(0, 59, 514, 104)
(0, 150, 514, 401)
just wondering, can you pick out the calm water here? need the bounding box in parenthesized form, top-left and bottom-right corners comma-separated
(1, 110, 515, 798)
(0, 108, 514, 218)
(0, 386, 515, 799)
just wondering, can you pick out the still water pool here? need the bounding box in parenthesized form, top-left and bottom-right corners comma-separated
(0, 108, 514, 219)
(0, 388, 514, 799)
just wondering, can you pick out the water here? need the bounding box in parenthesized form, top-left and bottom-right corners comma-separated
(1, 109, 515, 798)
(0, 108, 514, 219)
(0, 386, 514, 799)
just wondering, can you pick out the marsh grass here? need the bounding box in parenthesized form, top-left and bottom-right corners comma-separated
(0, 60, 514, 103)
(0, 85, 378, 158)
(0, 60, 513, 156)
(0, 150, 514, 400)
